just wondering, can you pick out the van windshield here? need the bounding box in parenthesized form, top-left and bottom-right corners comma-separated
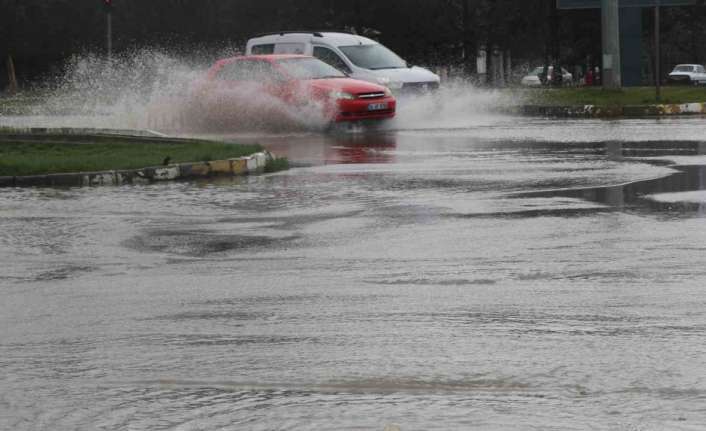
(339, 44, 407, 70)
(276, 58, 346, 80)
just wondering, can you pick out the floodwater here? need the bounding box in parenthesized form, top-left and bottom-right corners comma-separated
(2, 116, 706, 430)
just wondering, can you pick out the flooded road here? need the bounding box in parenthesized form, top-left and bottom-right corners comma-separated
(2, 117, 706, 430)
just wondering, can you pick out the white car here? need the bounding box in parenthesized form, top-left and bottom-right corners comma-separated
(521, 66, 573, 87)
(246, 31, 440, 94)
(668, 64, 706, 85)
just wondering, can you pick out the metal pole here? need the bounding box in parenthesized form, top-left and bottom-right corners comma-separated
(107, 11, 112, 59)
(601, 0, 622, 89)
(655, 3, 661, 102)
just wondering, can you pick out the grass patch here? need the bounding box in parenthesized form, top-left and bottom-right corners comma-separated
(520, 86, 706, 107)
(0, 139, 263, 177)
(264, 156, 289, 173)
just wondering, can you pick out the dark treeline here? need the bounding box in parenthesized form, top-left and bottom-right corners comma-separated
(2, 0, 706, 89)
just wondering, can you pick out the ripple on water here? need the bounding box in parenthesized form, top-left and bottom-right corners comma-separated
(122, 229, 299, 256)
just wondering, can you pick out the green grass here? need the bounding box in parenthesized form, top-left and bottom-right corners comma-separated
(519, 86, 706, 107)
(264, 156, 289, 173)
(0, 140, 263, 177)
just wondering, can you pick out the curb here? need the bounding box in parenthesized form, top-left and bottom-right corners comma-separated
(0, 151, 276, 188)
(513, 102, 706, 118)
(0, 126, 165, 138)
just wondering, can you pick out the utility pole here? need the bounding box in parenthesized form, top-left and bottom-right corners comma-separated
(462, 0, 474, 76)
(601, 0, 621, 89)
(104, 0, 113, 59)
(6, 55, 18, 94)
(654, 2, 661, 102)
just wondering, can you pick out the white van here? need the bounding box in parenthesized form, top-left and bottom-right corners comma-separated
(245, 31, 440, 94)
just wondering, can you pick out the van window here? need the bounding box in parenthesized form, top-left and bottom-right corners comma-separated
(339, 44, 407, 70)
(251, 44, 275, 55)
(313, 46, 351, 74)
(274, 43, 305, 54)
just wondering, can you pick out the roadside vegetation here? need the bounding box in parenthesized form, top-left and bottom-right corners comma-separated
(264, 156, 289, 173)
(521, 86, 706, 107)
(0, 138, 265, 176)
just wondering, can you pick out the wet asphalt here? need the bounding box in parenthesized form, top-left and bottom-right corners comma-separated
(1, 116, 706, 430)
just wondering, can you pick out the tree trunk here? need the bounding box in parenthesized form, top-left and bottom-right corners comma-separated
(462, 0, 476, 76)
(6, 55, 18, 94)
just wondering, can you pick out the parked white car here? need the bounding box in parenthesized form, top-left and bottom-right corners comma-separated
(668, 64, 706, 85)
(521, 66, 573, 87)
(246, 31, 440, 94)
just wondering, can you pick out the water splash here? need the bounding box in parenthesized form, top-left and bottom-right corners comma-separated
(5, 50, 515, 133)
(388, 80, 518, 131)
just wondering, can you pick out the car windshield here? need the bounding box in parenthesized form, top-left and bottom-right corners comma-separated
(531, 67, 545, 75)
(276, 57, 346, 80)
(339, 44, 407, 70)
(674, 65, 695, 72)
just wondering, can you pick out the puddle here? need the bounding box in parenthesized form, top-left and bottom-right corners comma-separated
(514, 165, 706, 216)
(511, 142, 706, 217)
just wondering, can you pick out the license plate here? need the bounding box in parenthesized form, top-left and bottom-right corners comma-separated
(367, 102, 388, 111)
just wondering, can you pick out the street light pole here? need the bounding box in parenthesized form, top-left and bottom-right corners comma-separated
(601, 0, 622, 89)
(103, 0, 113, 59)
(655, 2, 661, 102)
(107, 11, 112, 59)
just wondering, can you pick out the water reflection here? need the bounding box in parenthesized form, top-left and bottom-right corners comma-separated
(517, 141, 706, 216)
(252, 131, 397, 165)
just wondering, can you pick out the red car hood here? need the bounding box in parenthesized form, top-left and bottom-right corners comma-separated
(306, 78, 388, 94)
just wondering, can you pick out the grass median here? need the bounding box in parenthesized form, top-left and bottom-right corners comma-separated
(0, 139, 265, 177)
(520, 86, 706, 107)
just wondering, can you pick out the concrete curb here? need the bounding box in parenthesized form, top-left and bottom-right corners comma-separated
(0, 126, 166, 138)
(513, 102, 706, 118)
(0, 151, 276, 188)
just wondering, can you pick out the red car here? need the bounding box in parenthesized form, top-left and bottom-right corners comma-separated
(196, 54, 396, 125)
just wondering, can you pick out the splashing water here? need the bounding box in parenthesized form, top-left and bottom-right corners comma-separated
(389, 81, 519, 131)
(3, 49, 515, 134)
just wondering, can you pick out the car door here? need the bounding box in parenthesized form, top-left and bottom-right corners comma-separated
(213, 59, 253, 90)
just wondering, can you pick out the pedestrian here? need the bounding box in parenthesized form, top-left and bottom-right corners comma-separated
(552, 64, 563, 87)
(539, 64, 549, 86)
(594, 66, 601, 86)
(585, 68, 594, 86)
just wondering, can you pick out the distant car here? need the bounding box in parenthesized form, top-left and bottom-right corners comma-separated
(521, 66, 573, 87)
(668, 64, 706, 85)
(246, 31, 440, 94)
(194, 55, 396, 124)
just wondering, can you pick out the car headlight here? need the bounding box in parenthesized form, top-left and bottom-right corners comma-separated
(332, 91, 355, 100)
(383, 87, 393, 97)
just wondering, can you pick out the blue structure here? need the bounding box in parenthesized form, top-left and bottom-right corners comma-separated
(557, 0, 696, 86)
(557, 0, 695, 8)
